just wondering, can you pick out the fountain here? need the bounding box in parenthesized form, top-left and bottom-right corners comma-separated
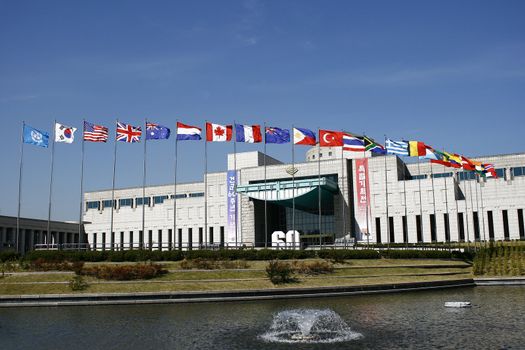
(260, 308, 362, 344)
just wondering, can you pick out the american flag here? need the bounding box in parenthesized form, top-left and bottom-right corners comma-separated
(83, 121, 108, 142)
(116, 121, 142, 143)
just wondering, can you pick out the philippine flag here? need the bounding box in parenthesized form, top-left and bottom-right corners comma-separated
(293, 127, 316, 145)
(206, 122, 232, 142)
(235, 124, 262, 143)
(176, 122, 202, 141)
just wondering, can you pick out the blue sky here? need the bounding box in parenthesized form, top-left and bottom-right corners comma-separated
(1, 0, 524, 221)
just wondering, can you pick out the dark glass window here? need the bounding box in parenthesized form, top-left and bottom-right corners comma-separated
(189, 192, 204, 198)
(458, 213, 465, 241)
(458, 171, 476, 181)
(503, 210, 510, 240)
(86, 201, 100, 210)
(119, 198, 132, 207)
(473, 212, 480, 241)
(430, 214, 437, 242)
(432, 172, 453, 179)
(389, 217, 395, 243)
(512, 166, 525, 177)
(411, 174, 427, 180)
(171, 194, 187, 199)
(375, 217, 382, 243)
(487, 211, 495, 240)
(416, 215, 423, 242)
(402, 216, 408, 243)
(136, 197, 151, 206)
(102, 200, 115, 209)
(153, 195, 169, 204)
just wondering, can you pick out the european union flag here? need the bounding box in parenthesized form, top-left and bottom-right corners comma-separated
(23, 124, 49, 148)
(146, 123, 170, 140)
(265, 127, 290, 144)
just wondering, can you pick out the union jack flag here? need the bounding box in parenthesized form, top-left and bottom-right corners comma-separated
(116, 122, 142, 143)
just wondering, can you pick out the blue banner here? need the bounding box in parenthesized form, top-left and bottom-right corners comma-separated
(226, 170, 238, 243)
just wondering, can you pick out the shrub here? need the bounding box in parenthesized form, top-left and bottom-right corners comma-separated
(293, 260, 334, 275)
(265, 260, 296, 284)
(69, 275, 89, 291)
(0, 250, 20, 262)
(80, 263, 167, 280)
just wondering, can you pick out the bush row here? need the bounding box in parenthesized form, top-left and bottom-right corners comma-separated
(22, 248, 471, 263)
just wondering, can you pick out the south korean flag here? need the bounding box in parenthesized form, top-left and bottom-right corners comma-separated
(55, 122, 77, 143)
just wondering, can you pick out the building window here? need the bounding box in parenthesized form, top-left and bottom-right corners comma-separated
(411, 174, 427, 180)
(432, 172, 453, 179)
(189, 192, 204, 198)
(518, 209, 525, 240)
(86, 201, 100, 210)
(375, 217, 382, 243)
(328, 152, 332, 156)
(402, 216, 408, 243)
(430, 214, 437, 242)
(487, 211, 495, 240)
(171, 194, 187, 199)
(444, 213, 450, 242)
(102, 200, 115, 209)
(136, 197, 151, 206)
(153, 195, 169, 204)
(119, 198, 132, 207)
(458, 171, 476, 181)
(312, 155, 315, 160)
(512, 166, 525, 177)
(458, 213, 465, 241)
(503, 210, 510, 240)
(416, 215, 423, 242)
(388, 217, 395, 243)
(473, 212, 480, 241)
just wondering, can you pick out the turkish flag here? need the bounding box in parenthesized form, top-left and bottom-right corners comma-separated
(319, 130, 343, 147)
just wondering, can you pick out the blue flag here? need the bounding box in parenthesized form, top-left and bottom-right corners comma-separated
(146, 122, 170, 140)
(23, 124, 49, 148)
(265, 127, 290, 144)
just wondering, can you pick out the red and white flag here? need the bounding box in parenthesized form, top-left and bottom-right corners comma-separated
(319, 129, 343, 147)
(206, 122, 232, 142)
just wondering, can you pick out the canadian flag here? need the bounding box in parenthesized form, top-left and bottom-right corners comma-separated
(206, 122, 232, 142)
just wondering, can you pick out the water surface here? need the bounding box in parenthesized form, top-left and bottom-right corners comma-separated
(1, 286, 524, 349)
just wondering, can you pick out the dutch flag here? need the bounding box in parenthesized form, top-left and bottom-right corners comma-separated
(176, 122, 202, 141)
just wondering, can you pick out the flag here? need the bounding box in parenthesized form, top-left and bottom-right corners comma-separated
(363, 136, 386, 154)
(265, 127, 290, 144)
(447, 153, 463, 168)
(235, 124, 262, 143)
(146, 122, 170, 140)
(206, 122, 232, 142)
(176, 122, 202, 141)
(293, 127, 316, 145)
(342, 132, 364, 152)
(419, 145, 440, 161)
(483, 163, 498, 178)
(461, 155, 476, 171)
(23, 124, 49, 148)
(55, 122, 77, 143)
(430, 149, 454, 167)
(116, 122, 142, 143)
(408, 141, 427, 157)
(84, 121, 108, 142)
(386, 139, 409, 156)
(319, 129, 343, 147)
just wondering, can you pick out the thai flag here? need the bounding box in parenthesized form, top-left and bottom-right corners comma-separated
(176, 122, 202, 141)
(235, 124, 262, 143)
(342, 133, 364, 152)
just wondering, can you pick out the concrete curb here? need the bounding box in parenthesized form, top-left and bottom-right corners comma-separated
(0, 279, 475, 308)
(474, 277, 525, 286)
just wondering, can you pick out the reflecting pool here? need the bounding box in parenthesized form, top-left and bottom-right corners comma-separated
(1, 286, 524, 349)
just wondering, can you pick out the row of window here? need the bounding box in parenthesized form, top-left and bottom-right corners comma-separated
(409, 167, 520, 181)
(87, 192, 205, 211)
(374, 208, 525, 243)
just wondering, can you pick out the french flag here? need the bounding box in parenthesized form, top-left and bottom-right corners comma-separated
(176, 122, 202, 141)
(235, 124, 262, 143)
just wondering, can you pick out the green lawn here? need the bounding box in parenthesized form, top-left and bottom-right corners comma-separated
(0, 258, 472, 296)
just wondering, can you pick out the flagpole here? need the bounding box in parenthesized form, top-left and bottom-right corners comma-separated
(479, 175, 487, 243)
(142, 119, 147, 250)
(291, 125, 296, 249)
(263, 122, 268, 248)
(469, 174, 476, 242)
(364, 131, 369, 248)
(317, 128, 322, 249)
(416, 156, 424, 243)
(233, 120, 238, 248)
(109, 120, 118, 251)
(441, 151, 450, 243)
(341, 130, 345, 242)
(204, 120, 208, 249)
(461, 170, 471, 245)
(173, 120, 178, 250)
(78, 120, 86, 250)
(16, 122, 25, 252)
(402, 152, 408, 248)
(46, 120, 56, 248)
(429, 159, 437, 242)
(384, 135, 390, 249)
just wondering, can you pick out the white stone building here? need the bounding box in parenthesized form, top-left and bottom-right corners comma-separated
(83, 149, 525, 249)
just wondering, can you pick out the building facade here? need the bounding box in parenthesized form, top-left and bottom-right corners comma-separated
(83, 149, 525, 250)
